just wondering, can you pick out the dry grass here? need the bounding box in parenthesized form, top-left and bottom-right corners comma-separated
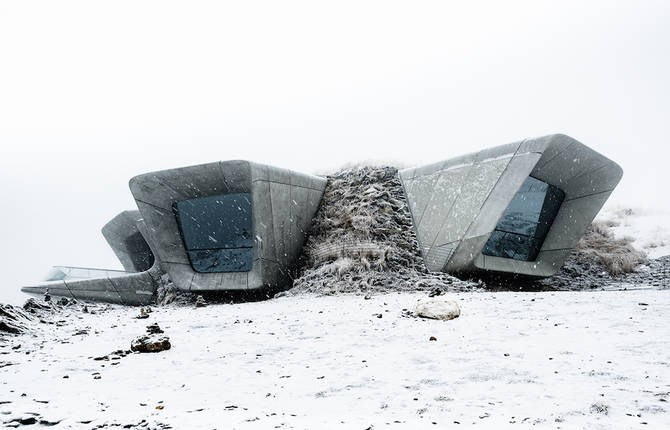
(576, 221, 646, 275)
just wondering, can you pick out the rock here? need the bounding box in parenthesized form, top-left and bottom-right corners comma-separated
(131, 335, 171, 353)
(136, 308, 150, 319)
(56, 297, 72, 306)
(146, 323, 164, 335)
(195, 295, 207, 308)
(428, 288, 443, 297)
(415, 298, 461, 321)
(23, 298, 52, 313)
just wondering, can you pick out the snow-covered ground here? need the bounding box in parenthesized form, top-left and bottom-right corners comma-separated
(597, 206, 670, 260)
(2, 291, 669, 429)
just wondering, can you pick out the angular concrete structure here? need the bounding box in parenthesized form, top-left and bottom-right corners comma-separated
(22, 161, 327, 304)
(399, 134, 623, 277)
(102, 211, 155, 273)
(20, 135, 622, 304)
(129, 160, 327, 293)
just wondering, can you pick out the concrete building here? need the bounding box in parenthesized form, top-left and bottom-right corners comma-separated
(21, 134, 622, 304)
(398, 134, 623, 277)
(22, 161, 327, 304)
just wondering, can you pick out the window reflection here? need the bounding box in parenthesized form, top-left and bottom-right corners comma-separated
(482, 177, 564, 261)
(175, 193, 253, 273)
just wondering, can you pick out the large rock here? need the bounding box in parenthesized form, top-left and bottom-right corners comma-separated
(415, 297, 461, 320)
(131, 323, 171, 352)
(130, 335, 171, 353)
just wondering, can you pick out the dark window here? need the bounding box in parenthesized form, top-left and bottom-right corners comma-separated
(482, 177, 564, 261)
(175, 193, 253, 273)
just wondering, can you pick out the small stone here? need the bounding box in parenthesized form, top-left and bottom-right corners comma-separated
(429, 336, 437, 341)
(136, 308, 150, 319)
(146, 323, 164, 335)
(195, 295, 207, 308)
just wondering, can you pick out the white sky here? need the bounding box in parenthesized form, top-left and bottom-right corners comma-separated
(1, 1, 669, 303)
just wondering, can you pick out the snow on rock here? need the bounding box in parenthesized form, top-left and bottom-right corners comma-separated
(130, 323, 171, 353)
(130, 334, 171, 353)
(415, 297, 461, 320)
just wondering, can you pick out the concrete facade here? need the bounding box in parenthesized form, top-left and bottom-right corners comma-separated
(101, 211, 155, 273)
(20, 136, 622, 304)
(129, 160, 327, 292)
(399, 134, 623, 277)
(22, 161, 327, 303)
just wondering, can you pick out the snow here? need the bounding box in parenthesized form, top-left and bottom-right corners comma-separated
(597, 206, 670, 259)
(2, 291, 669, 429)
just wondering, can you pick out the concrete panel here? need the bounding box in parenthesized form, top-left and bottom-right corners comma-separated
(445, 235, 489, 273)
(102, 211, 154, 272)
(415, 166, 472, 254)
(403, 173, 440, 227)
(268, 165, 292, 185)
(473, 141, 520, 162)
(541, 192, 613, 251)
(533, 134, 578, 169)
(563, 161, 623, 200)
(533, 142, 609, 187)
(289, 185, 312, 266)
(518, 134, 569, 158)
(134, 201, 189, 265)
(63, 277, 123, 304)
(463, 152, 541, 240)
(107, 271, 157, 306)
(21, 282, 74, 299)
(434, 156, 512, 247)
(251, 180, 277, 263)
(269, 181, 292, 268)
(476, 248, 571, 277)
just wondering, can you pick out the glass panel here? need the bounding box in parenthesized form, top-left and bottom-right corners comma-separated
(482, 177, 565, 261)
(175, 193, 253, 273)
(187, 248, 254, 272)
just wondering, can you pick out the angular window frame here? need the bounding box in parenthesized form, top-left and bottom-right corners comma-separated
(482, 176, 565, 262)
(174, 193, 254, 273)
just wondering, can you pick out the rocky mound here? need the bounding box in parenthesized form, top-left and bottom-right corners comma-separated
(284, 166, 479, 296)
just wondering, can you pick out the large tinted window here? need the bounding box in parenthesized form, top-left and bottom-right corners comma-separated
(482, 177, 564, 261)
(175, 193, 253, 273)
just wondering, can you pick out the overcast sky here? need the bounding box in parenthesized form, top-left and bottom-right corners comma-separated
(1, 1, 669, 304)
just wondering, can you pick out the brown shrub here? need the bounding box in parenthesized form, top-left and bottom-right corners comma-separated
(576, 221, 646, 275)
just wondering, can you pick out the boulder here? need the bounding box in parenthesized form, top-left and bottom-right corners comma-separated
(130, 335, 171, 353)
(415, 297, 461, 320)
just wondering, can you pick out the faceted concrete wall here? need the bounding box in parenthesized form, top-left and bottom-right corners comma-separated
(129, 160, 327, 292)
(102, 211, 155, 272)
(22, 212, 163, 305)
(22, 161, 326, 303)
(399, 134, 623, 277)
(21, 266, 160, 306)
